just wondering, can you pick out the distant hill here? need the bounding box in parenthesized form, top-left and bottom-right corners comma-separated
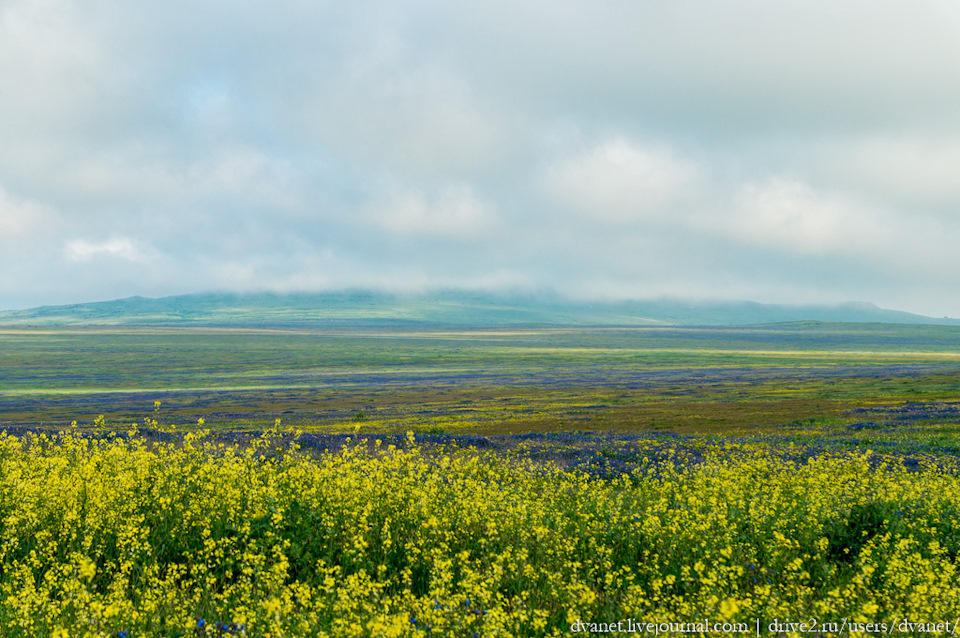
(0, 291, 957, 327)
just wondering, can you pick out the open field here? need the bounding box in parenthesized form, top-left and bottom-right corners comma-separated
(3, 322, 960, 636)
(3, 323, 960, 451)
(5, 430, 960, 636)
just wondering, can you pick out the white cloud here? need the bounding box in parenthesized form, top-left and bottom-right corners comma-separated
(372, 183, 498, 237)
(0, 187, 58, 248)
(302, 46, 509, 178)
(54, 146, 301, 212)
(190, 148, 303, 211)
(817, 135, 960, 211)
(437, 0, 960, 135)
(543, 139, 700, 223)
(721, 177, 960, 280)
(0, 0, 108, 128)
(726, 179, 874, 255)
(64, 237, 158, 263)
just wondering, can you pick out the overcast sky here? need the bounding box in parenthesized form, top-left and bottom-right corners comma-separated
(2, 1, 960, 316)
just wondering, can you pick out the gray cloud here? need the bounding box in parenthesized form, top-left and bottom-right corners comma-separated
(2, 0, 960, 316)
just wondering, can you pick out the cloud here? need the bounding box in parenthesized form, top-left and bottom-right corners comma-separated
(42, 145, 301, 215)
(725, 179, 888, 257)
(370, 182, 498, 237)
(64, 237, 158, 264)
(0, 0, 109, 134)
(434, 0, 960, 137)
(303, 60, 509, 178)
(4, 1, 960, 316)
(0, 187, 59, 248)
(812, 135, 960, 212)
(543, 139, 701, 223)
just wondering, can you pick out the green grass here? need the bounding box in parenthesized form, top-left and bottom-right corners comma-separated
(3, 323, 960, 442)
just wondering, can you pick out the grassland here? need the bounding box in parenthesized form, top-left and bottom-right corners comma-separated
(2, 321, 960, 636)
(3, 322, 960, 443)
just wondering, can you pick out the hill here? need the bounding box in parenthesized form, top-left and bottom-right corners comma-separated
(0, 291, 957, 327)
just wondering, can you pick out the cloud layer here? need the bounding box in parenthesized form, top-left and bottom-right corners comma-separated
(2, 0, 960, 316)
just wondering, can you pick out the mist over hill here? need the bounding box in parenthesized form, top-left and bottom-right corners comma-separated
(1, 291, 957, 327)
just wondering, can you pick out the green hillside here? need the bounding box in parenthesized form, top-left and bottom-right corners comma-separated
(0, 290, 956, 327)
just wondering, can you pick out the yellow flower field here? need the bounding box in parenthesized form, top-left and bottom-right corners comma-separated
(1, 427, 959, 636)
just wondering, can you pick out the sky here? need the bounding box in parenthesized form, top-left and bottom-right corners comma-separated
(2, 1, 960, 316)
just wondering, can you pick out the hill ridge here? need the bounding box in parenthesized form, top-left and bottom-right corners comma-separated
(1, 291, 957, 327)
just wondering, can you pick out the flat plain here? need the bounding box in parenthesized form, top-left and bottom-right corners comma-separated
(3, 322, 960, 447)
(3, 320, 960, 636)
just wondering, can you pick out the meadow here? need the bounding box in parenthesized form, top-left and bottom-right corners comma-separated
(2, 322, 960, 636)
